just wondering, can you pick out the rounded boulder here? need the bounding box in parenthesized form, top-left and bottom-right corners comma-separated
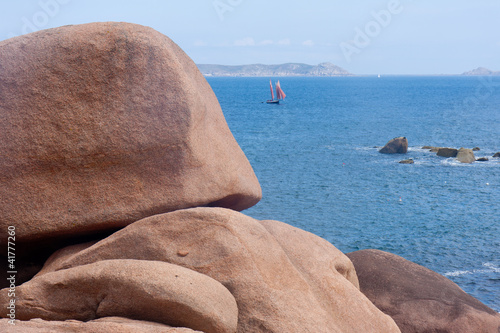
(0, 260, 237, 333)
(37, 207, 400, 333)
(0, 22, 261, 245)
(347, 249, 500, 333)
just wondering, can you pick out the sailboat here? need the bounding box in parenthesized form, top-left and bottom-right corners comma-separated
(266, 80, 286, 104)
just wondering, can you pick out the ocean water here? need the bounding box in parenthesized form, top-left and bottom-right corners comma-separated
(206, 76, 500, 312)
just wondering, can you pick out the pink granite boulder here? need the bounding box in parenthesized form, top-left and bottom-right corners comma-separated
(1, 259, 237, 333)
(0, 22, 261, 247)
(36, 207, 400, 333)
(347, 249, 500, 333)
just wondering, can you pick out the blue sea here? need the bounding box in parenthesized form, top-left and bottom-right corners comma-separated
(206, 76, 500, 312)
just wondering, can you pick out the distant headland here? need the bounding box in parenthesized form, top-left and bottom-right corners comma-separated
(197, 62, 352, 77)
(462, 67, 500, 76)
(197, 64, 500, 77)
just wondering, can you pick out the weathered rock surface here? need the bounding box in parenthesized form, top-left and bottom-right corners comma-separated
(1, 260, 238, 333)
(437, 147, 459, 157)
(456, 148, 475, 163)
(37, 207, 400, 333)
(0, 318, 201, 333)
(260, 220, 400, 332)
(379, 137, 408, 154)
(347, 249, 500, 333)
(0, 22, 261, 247)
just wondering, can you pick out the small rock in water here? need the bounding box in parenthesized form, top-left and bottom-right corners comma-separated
(399, 158, 414, 164)
(493, 152, 500, 158)
(476, 157, 489, 162)
(437, 148, 458, 157)
(379, 137, 408, 154)
(456, 148, 475, 163)
(472, 147, 481, 151)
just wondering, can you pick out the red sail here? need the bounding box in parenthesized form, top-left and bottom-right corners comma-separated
(276, 80, 286, 100)
(269, 80, 275, 100)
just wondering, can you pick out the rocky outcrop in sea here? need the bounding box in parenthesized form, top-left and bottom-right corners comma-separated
(379, 137, 408, 154)
(1, 22, 499, 332)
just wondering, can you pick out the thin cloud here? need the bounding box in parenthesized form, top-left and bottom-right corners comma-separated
(260, 39, 274, 46)
(234, 37, 256, 46)
(302, 40, 315, 47)
(277, 38, 291, 46)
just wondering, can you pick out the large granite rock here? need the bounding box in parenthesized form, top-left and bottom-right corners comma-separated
(0, 22, 261, 247)
(35, 207, 400, 333)
(0, 318, 201, 333)
(379, 137, 408, 154)
(436, 148, 459, 157)
(347, 249, 500, 333)
(456, 148, 475, 163)
(1, 260, 238, 333)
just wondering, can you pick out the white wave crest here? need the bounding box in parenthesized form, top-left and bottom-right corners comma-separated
(444, 262, 500, 277)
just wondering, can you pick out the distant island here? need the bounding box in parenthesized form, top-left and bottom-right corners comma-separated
(462, 67, 500, 76)
(197, 62, 352, 77)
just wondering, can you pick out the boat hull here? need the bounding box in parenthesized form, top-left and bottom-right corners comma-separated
(266, 100, 280, 104)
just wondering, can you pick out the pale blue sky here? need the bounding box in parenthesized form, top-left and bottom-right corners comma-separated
(1, 0, 499, 74)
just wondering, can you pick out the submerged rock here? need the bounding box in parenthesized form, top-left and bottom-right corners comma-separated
(422, 146, 441, 152)
(347, 249, 500, 333)
(399, 159, 414, 164)
(476, 157, 489, 162)
(456, 148, 475, 163)
(0, 22, 261, 248)
(379, 137, 408, 154)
